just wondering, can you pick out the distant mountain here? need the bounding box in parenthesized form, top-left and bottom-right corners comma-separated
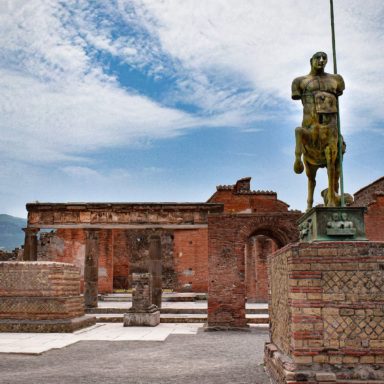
(0, 214, 27, 251)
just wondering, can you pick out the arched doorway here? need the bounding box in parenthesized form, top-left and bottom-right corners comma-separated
(245, 233, 278, 303)
(207, 213, 300, 329)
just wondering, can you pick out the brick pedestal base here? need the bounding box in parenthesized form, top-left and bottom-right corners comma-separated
(265, 242, 384, 383)
(0, 262, 96, 332)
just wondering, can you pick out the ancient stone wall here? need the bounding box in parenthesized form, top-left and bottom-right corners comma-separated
(265, 241, 384, 383)
(353, 176, 384, 207)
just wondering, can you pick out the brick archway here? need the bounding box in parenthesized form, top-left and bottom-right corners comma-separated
(207, 213, 300, 329)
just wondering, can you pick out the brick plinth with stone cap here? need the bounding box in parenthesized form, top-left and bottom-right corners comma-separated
(0, 261, 95, 332)
(264, 241, 384, 383)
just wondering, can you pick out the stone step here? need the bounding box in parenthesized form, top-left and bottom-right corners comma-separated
(94, 313, 269, 324)
(100, 294, 208, 302)
(86, 307, 269, 315)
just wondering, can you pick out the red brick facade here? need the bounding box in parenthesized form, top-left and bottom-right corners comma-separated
(365, 194, 384, 241)
(353, 177, 384, 241)
(207, 212, 300, 329)
(26, 176, 384, 301)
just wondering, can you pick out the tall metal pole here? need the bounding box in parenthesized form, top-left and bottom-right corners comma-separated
(330, 0, 345, 206)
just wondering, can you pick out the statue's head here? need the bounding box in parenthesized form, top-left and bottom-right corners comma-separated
(310, 52, 327, 71)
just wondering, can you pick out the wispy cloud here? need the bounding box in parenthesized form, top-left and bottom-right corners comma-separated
(0, 0, 383, 216)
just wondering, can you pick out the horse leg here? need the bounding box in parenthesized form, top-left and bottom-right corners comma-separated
(294, 127, 304, 174)
(305, 162, 318, 211)
(325, 145, 338, 207)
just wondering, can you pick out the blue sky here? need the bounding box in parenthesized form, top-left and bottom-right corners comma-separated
(1, 0, 383, 218)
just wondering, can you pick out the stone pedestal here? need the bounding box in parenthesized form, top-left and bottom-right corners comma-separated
(298, 206, 366, 242)
(265, 242, 384, 383)
(0, 262, 96, 332)
(123, 273, 160, 327)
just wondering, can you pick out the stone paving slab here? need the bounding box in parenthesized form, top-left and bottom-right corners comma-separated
(0, 326, 271, 384)
(0, 323, 203, 354)
(97, 301, 268, 309)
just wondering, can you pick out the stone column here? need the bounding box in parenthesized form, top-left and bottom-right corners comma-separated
(84, 229, 99, 308)
(22, 227, 39, 261)
(149, 234, 162, 308)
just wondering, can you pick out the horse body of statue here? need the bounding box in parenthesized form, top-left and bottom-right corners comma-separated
(292, 52, 345, 210)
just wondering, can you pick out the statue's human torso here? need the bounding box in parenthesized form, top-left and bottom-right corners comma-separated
(292, 73, 345, 128)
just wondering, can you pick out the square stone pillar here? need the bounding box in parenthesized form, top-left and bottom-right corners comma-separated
(84, 229, 99, 308)
(124, 273, 160, 327)
(22, 227, 39, 261)
(265, 242, 384, 383)
(149, 235, 162, 308)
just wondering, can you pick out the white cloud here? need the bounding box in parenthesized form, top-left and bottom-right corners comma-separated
(0, 0, 383, 217)
(127, 0, 384, 134)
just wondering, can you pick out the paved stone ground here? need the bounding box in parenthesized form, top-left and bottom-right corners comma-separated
(0, 327, 271, 384)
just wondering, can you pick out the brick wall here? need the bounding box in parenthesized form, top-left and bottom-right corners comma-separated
(246, 235, 277, 302)
(209, 189, 289, 213)
(207, 213, 299, 328)
(365, 194, 384, 242)
(38, 229, 86, 290)
(265, 241, 384, 383)
(0, 261, 84, 320)
(173, 228, 208, 292)
(353, 177, 384, 207)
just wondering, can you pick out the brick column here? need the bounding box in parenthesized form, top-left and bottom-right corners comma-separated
(149, 235, 162, 308)
(207, 215, 247, 330)
(22, 227, 39, 261)
(265, 241, 384, 383)
(84, 229, 99, 308)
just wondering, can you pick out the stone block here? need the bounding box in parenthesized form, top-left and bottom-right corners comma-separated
(0, 315, 96, 333)
(315, 372, 336, 382)
(0, 261, 95, 332)
(123, 309, 160, 327)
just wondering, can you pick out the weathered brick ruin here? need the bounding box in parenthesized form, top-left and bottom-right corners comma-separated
(0, 261, 95, 332)
(24, 177, 300, 303)
(21, 176, 384, 311)
(265, 241, 384, 383)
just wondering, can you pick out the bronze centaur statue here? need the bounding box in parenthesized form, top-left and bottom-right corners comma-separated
(292, 52, 345, 210)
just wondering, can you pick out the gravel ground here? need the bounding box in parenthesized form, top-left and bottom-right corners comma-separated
(0, 327, 271, 384)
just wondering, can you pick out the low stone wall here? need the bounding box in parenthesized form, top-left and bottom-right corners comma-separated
(0, 261, 95, 332)
(265, 241, 384, 383)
